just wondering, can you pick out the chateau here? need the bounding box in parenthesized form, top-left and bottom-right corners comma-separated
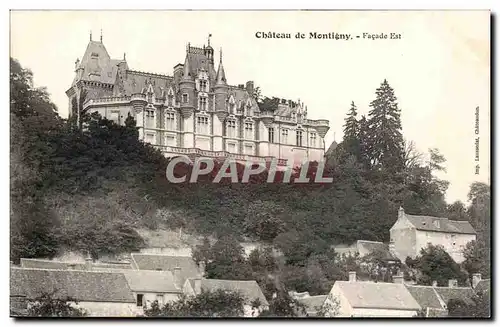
(66, 34, 330, 166)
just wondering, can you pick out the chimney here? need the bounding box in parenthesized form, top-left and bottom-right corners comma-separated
(246, 81, 254, 96)
(432, 281, 438, 287)
(173, 267, 182, 288)
(393, 274, 404, 284)
(448, 279, 458, 288)
(389, 241, 396, 254)
(194, 277, 202, 295)
(349, 271, 357, 282)
(85, 253, 93, 271)
(472, 273, 482, 288)
(199, 261, 206, 276)
(398, 207, 405, 220)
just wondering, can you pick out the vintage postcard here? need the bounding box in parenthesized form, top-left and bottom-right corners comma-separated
(9, 10, 490, 318)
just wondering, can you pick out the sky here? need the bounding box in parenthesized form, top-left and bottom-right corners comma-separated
(10, 10, 490, 204)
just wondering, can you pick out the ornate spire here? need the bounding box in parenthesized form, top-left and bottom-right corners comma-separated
(182, 53, 192, 80)
(100, 29, 103, 42)
(208, 33, 212, 47)
(90, 30, 92, 41)
(215, 48, 226, 85)
(123, 52, 126, 61)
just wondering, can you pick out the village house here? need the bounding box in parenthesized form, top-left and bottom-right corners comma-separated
(182, 277, 269, 317)
(289, 291, 328, 317)
(390, 207, 476, 263)
(327, 272, 421, 317)
(122, 270, 183, 315)
(130, 253, 203, 285)
(405, 280, 476, 317)
(10, 267, 137, 317)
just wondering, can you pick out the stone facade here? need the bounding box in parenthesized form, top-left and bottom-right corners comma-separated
(390, 207, 476, 263)
(66, 36, 330, 166)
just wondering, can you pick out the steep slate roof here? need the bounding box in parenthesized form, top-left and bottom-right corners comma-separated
(434, 287, 476, 306)
(335, 281, 421, 311)
(131, 254, 200, 283)
(405, 285, 444, 310)
(121, 71, 175, 97)
(76, 40, 121, 85)
(10, 268, 135, 303)
(296, 295, 328, 316)
(475, 279, 491, 294)
(325, 141, 338, 157)
(227, 86, 260, 113)
(189, 279, 269, 306)
(123, 270, 180, 293)
(186, 45, 217, 81)
(405, 214, 476, 235)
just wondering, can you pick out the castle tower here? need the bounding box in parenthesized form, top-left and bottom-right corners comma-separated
(179, 52, 196, 148)
(213, 48, 228, 151)
(204, 34, 214, 66)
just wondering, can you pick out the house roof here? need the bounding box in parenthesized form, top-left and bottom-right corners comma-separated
(296, 295, 328, 315)
(10, 268, 135, 303)
(189, 278, 269, 306)
(434, 287, 476, 306)
(123, 270, 180, 293)
(357, 240, 400, 262)
(405, 285, 445, 310)
(475, 279, 490, 294)
(335, 281, 421, 311)
(20, 258, 132, 271)
(21, 258, 86, 270)
(405, 214, 476, 235)
(131, 254, 201, 284)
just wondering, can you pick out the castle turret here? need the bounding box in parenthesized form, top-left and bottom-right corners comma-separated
(179, 51, 196, 148)
(214, 48, 228, 121)
(179, 52, 195, 118)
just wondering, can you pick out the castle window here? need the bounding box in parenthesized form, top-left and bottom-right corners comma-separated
(199, 96, 208, 111)
(182, 93, 188, 103)
(227, 120, 236, 138)
(199, 80, 208, 92)
(165, 135, 175, 146)
(268, 127, 275, 143)
(244, 122, 253, 139)
(244, 145, 253, 155)
(310, 132, 317, 147)
(296, 130, 303, 146)
(197, 116, 209, 134)
(282, 129, 289, 144)
(227, 142, 237, 154)
(165, 112, 175, 130)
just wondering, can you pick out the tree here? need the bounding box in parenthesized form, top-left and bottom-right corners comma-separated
(447, 291, 490, 318)
(203, 235, 253, 280)
(143, 290, 245, 317)
(26, 293, 87, 317)
(366, 79, 405, 172)
(402, 139, 423, 170)
(341, 101, 361, 161)
(462, 240, 490, 280)
(408, 244, 467, 286)
(446, 201, 470, 221)
(258, 291, 306, 317)
(243, 200, 286, 241)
